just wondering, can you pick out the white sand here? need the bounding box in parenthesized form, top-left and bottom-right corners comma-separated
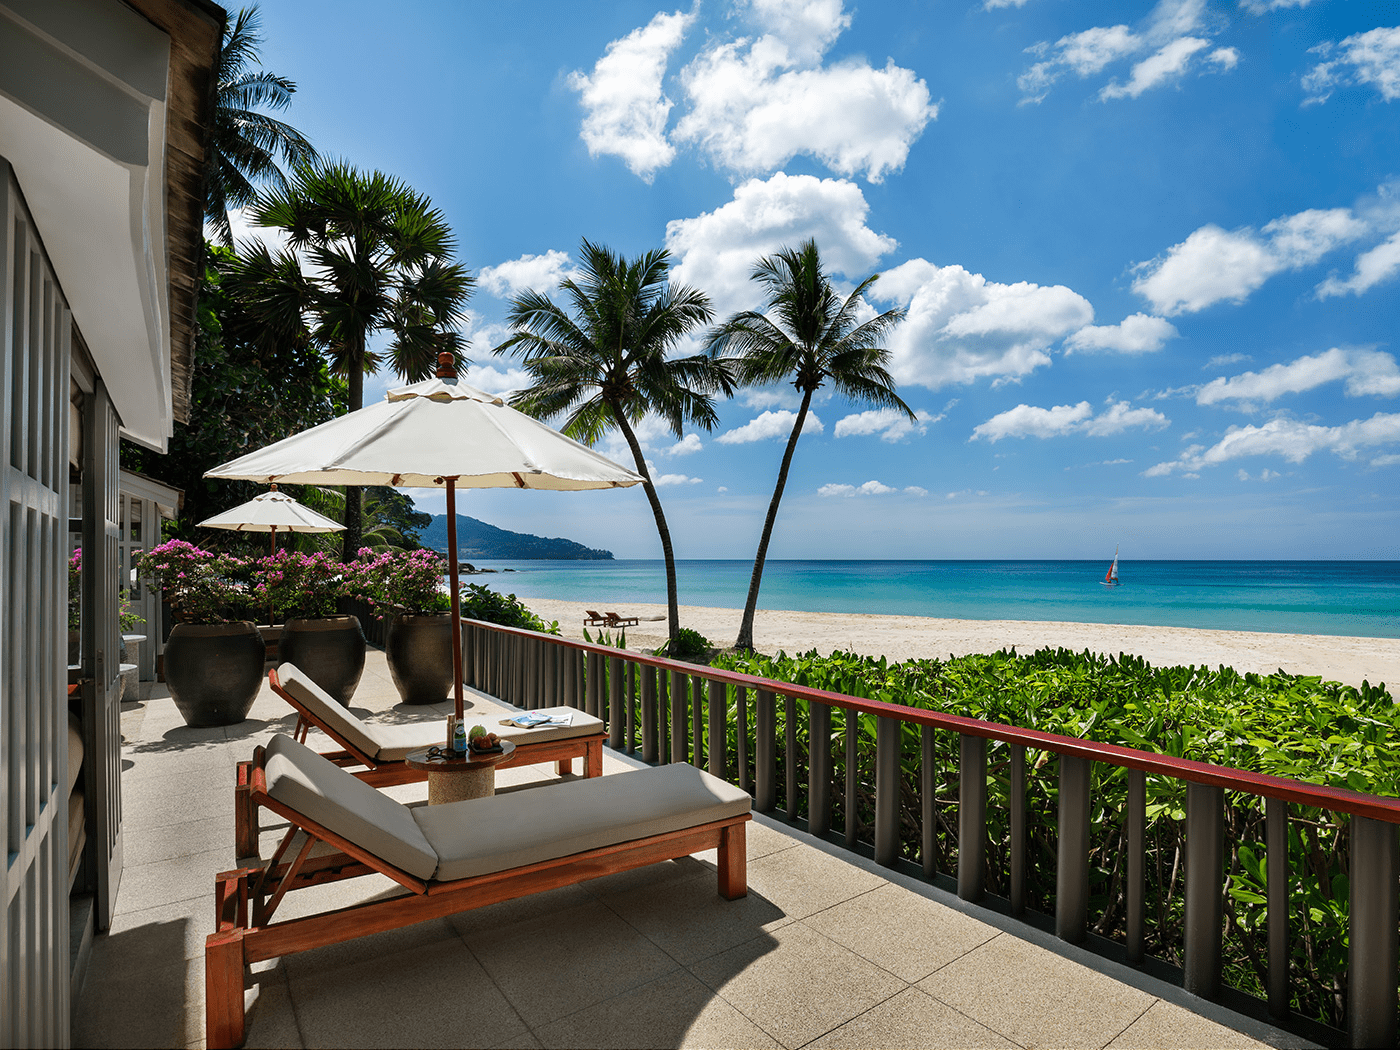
(523, 597, 1400, 690)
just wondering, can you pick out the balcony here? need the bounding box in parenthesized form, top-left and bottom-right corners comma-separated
(72, 641, 1317, 1049)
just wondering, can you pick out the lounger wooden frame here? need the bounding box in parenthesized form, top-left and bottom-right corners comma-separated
(208, 745, 750, 1048)
(235, 667, 606, 857)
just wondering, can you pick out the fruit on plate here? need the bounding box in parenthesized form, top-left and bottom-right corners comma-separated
(470, 731, 500, 751)
(468, 724, 487, 741)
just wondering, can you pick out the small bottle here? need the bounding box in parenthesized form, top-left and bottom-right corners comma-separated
(453, 719, 467, 754)
(446, 715, 456, 751)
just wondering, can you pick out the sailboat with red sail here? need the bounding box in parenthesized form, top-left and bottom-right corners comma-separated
(1103, 546, 1121, 586)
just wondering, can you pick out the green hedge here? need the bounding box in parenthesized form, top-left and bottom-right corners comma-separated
(710, 645, 1397, 1029)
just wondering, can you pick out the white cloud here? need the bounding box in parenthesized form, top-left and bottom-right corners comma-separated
(717, 485, 729, 492)
(985, 0, 1032, 7)
(818, 479, 905, 497)
(462, 364, 531, 395)
(1197, 348, 1400, 406)
(653, 472, 703, 486)
(972, 399, 1167, 441)
(1236, 467, 1281, 481)
(717, 409, 824, 444)
(568, 9, 695, 180)
(1018, 0, 1231, 104)
(1239, 0, 1314, 13)
(739, 388, 805, 411)
(1205, 353, 1252, 369)
(478, 250, 577, 299)
(1317, 230, 1400, 298)
(1146, 413, 1400, 475)
(1302, 26, 1400, 106)
(1132, 207, 1370, 314)
(1065, 313, 1178, 354)
(665, 433, 704, 456)
(874, 259, 1093, 390)
(1372, 453, 1400, 467)
(1101, 36, 1211, 100)
(599, 413, 703, 463)
(666, 172, 896, 316)
(833, 407, 940, 442)
(672, 0, 937, 182)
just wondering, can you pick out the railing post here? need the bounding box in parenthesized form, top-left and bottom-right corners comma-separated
(670, 669, 687, 765)
(809, 701, 831, 836)
(461, 622, 474, 688)
(1266, 797, 1288, 1019)
(1126, 769, 1146, 964)
(1184, 781, 1224, 998)
(525, 637, 538, 710)
(784, 695, 797, 820)
(560, 644, 574, 710)
(640, 664, 657, 763)
(736, 687, 750, 795)
(608, 655, 623, 749)
(845, 708, 858, 848)
(875, 715, 900, 867)
(625, 662, 636, 754)
(693, 675, 705, 770)
(959, 734, 986, 901)
(1348, 814, 1398, 1049)
(708, 679, 726, 780)
(1010, 744, 1025, 915)
(575, 650, 586, 708)
(1056, 754, 1090, 943)
(755, 689, 776, 811)
(922, 725, 937, 879)
(587, 650, 601, 719)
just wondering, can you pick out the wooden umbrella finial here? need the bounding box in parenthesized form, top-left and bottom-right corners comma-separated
(435, 351, 456, 379)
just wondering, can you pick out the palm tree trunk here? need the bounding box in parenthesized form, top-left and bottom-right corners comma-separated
(735, 388, 813, 651)
(342, 354, 364, 562)
(612, 406, 681, 643)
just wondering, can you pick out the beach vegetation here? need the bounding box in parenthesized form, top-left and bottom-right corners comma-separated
(494, 239, 732, 645)
(708, 644, 1396, 1029)
(458, 583, 559, 635)
(658, 626, 711, 661)
(205, 6, 317, 246)
(231, 161, 473, 558)
(707, 239, 910, 652)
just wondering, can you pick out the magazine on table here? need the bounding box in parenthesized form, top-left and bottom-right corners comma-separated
(505, 710, 574, 728)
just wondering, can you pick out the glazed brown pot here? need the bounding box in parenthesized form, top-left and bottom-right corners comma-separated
(278, 616, 366, 706)
(385, 613, 453, 705)
(163, 621, 264, 727)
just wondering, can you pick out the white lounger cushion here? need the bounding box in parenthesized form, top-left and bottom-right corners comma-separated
(263, 734, 438, 880)
(277, 663, 604, 762)
(414, 763, 752, 882)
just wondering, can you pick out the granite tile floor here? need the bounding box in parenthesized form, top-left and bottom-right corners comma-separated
(76, 649, 1315, 1050)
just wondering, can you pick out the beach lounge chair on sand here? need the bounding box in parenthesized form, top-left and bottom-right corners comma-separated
(583, 609, 609, 625)
(605, 611, 639, 627)
(207, 734, 751, 1048)
(237, 665, 605, 857)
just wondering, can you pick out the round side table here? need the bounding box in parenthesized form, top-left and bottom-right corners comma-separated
(404, 741, 517, 805)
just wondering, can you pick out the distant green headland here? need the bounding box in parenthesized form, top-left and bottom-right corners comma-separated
(422, 514, 614, 560)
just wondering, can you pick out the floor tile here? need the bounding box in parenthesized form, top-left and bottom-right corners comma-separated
(919, 933, 1156, 1049)
(116, 847, 238, 913)
(73, 957, 203, 1049)
(103, 896, 213, 964)
(689, 922, 904, 1049)
(804, 986, 1016, 1049)
(606, 869, 794, 965)
(1105, 999, 1267, 1049)
(289, 937, 527, 1049)
(124, 815, 234, 868)
(463, 899, 679, 1028)
(803, 883, 998, 982)
(243, 967, 305, 1050)
(535, 968, 779, 1049)
(743, 842, 887, 920)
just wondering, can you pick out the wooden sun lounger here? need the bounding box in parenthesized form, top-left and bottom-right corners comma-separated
(605, 611, 639, 627)
(208, 734, 751, 1048)
(236, 665, 606, 857)
(583, 609, 609, 625)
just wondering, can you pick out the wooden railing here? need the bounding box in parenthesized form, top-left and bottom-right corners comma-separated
(460, 619, 1399, 1049)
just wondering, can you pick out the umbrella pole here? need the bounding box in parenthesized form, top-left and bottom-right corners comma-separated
(447, 479, 464, 722)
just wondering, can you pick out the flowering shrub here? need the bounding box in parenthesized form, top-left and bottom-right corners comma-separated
(349, 548, 448, 615)
(135, 539, 251, 624)
(254, 551, 345, 620)
(68, 548, 81, 630)
(458, 583, 558, 634)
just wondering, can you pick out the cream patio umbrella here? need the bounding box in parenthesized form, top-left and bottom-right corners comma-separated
(197, 485, 344, 555)
(205, 353, 643, 720)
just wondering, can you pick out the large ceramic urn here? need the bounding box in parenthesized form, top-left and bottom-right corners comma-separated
(385, 613, 453, 705)
(163, 621, 265, 727)
(278, 615, 366, 706)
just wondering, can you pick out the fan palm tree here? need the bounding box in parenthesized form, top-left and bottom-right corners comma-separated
(708, 239, 911, 652)
(229, 161, 473, 558)
(206, 6, 317, 245)
(494, 240, 730, 643)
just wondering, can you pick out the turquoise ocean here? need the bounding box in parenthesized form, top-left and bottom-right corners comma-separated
(464, 559, 1400, 639)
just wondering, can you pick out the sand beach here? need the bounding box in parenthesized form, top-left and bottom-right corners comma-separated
(523, 597, 1400, 690)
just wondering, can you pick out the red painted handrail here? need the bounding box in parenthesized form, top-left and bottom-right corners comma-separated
(464, 618, 1400, 824)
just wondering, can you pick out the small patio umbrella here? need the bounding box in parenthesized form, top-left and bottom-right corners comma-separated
(197, 485, 345, 555)
(205, 353, 643, 720)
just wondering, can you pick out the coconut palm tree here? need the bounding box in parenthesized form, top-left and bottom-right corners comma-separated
(494, 240, 729, 643)
(230, 161, 473, 557)
(206, 6, 317, 245)
(708, 239, 911, 652)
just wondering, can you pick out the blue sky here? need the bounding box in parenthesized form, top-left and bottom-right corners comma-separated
(250, 0, 1400, 560)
